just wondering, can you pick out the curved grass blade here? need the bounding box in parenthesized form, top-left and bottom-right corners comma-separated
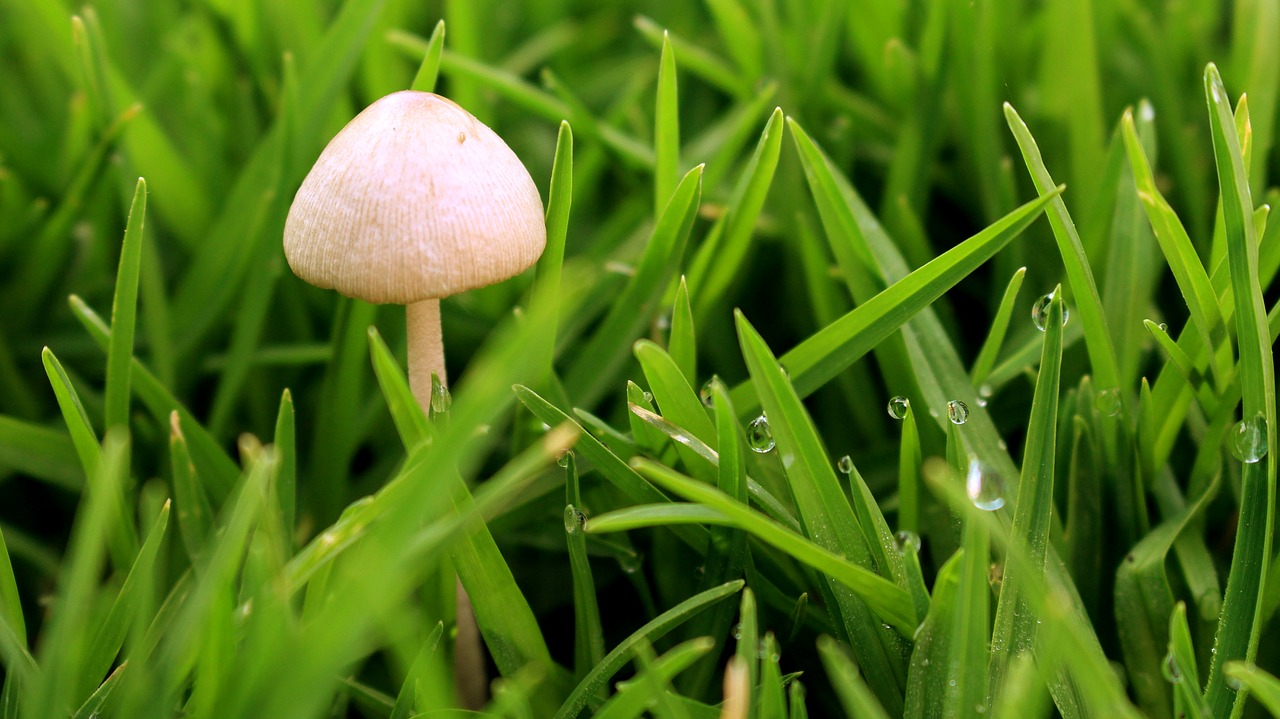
(970, 266, 1026, 387)
(1203, 63, 1277, 719)
(42, 347, 99, 480)
(1224, 663, 1280, 716)
(734, 119, 1059, 413)
(593, 637, 714, 719)
(532, 121, 573, 395)
(367, 327, 429, 449)
(634, 339, 715, 450)
(1123, 111, 1229, 387)
(564, 454, 605, 682)
(735, 310, 908, 711)
(1143, 320, 1216, 411)
(389, 622, 444, 719)
(1168, 602, 1211, 719)
(565, 164, 702, 407)
(104, 177, 145, 431)
(409, 19, 445, 93)
(553, 580, 744, 719)
(168, 412, 211, 563)
(1004, 102, 1123, 402)
(626, 459, 915, 636)
(628, 381, 670, 456)
(990, 288, 1063, 694)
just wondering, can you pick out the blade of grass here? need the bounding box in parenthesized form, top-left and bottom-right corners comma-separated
(531, 120, 573, 398)
(168, 412, 211, 564)
(970, 266, 1026, 387)
(564, 452, 606, 682)
(667, 277, 696, 383)
(655, 32, 679, 217)
(1168, 602, 1211, 719)
(409, 20, 445, 93)
(593, 637, 714, 719)
(989, 287, 1063, 694)
(553, 580, 744, 719)
(1224, 663, 1280, 716)
(0, 416, 81, 490)
(1202, 63, 1277, 719)
(1004, 103, 1123, 402)
(103, 177, 145, 431)
(272, 389, 296, 553)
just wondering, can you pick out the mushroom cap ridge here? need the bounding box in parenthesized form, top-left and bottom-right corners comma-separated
(284, 91, 546, 304)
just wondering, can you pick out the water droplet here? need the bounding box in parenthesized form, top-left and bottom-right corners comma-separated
(430, 377, 452, 416)
(1161, 652, 1183, 684)
(642, 391, 653, 404)
(837, 455, 854, 474)
(563, 505, 584, 534)
(699, 378, 717, 406)
(1158, 322, 1168, 332)
(887, 396, 910, 419)
(1095, 388, 1122, 417)
(895, 530, 920, 553)
(655, 313, 671, 331)
(966, 459, 1005, 511)
(732, 623, 743, 639)
(1231, 414, 1268, 463)
(947, 400, 969, 425)
(976, 384, 993, 408)
(949, 679, 957, 688)
(1032, 292, 1069, 331)
(557, 450, 572, 468)
(747, 415, 775, 453)
(619, 553, 642, 574)
(1227, 672, 1244, 691)
(779, 363, 790, 379)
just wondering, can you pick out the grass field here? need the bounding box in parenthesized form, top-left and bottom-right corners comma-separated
(1, 0, 1279, 717)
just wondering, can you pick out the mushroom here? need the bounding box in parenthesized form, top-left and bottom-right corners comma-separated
(283, 90, 546, 709)
(283, 90, 546, 406)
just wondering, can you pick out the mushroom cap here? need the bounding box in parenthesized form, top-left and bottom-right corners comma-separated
(284, 91, 546, 304)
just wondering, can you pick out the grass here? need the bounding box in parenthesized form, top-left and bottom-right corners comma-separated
(0, 1, 1278, 717)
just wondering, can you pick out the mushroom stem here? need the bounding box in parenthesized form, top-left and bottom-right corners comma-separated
(407, 298, 447, 409)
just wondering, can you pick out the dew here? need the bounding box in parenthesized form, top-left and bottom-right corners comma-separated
(887, 395, 911, 419)
(965, 459, 1005, 511)
(895, 530, 921, 553)
(1230, 414, 1268, 463)
(619, 553, 642, 574)
(779, 363, 790, 379)
(642, 390, 654, 404)
(747, 415, 775, 453)
(947, 400, 969, 425)
(699, 378, 717, 406)
(837, 455, 854, 474)
(1161, 652, 1183, 684)
(949, 679, 957, 688)
(563, 504, 584, 534)
(731, 623, 743, 640)
(1032, 292, 1069, 331)
(1095, 387, 1122, 417)
(557, 450, 572, 468)
(976, 384, 993, 408)
(1227, 672, 1244, 691)
(1158, 322, 1168, 332)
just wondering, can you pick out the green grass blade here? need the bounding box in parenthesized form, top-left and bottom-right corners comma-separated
(67, 295, 240, 501)
(80, 501, 168, 700)
(272, 389, 296, 553)
(41, 347, 99, 481)
(904, 550, 961, 718)
(1143, 320, 1216, 411)
(635, 339, 715, 453)
(970, 266, 1026, 387)
(553, 580, 744, 719)
(1225, 663, 1280, 716)
(0, 530, 24, 649)
(1202, 62, 1277, 718)
(1168, 602, 1211, 719)
(818, 635, 891, 719)
(564, 453, 606, 681)
(897, 403, 923, 535)
(531, 121, 573, 395)
(367, 327, 430, 449)
(626, 458, 915, 636)
(168, 412, 211, 564)
(1004, 102, 1123, 400)
(1123, 110, 1229, 386)
(628, 381, 670, 456)
(989, 288, 1063, 694)
(633, 16, 747, 98)
(70, 662, 125, 719)
(103, 177, 145, 431)
(687, 107, 784, 318)
(667, 277, 696, 383)
(390, 622, 444, 719)
(409, 19, 445, 93)
(951, 508, 992, 718)
(565, 164, 702, 407)
(655, 31, 679, 217)
(593, 637, 714, 719)
(732, 125, 1058, 411)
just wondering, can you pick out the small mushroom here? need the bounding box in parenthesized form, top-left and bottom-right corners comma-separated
(284, 90, 546, 406)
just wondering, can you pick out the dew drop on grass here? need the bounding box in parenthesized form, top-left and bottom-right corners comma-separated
(778, 362, 790, 379)
(965, 459, 1005, 511)
(976, 384, 993, 408)
(895, 530, 920, 553)
(1161, 653, 1183, 684)
(557, 450, 572, 468)
(1158, 322, 1168, 332)
(1231, 414, 1268, 463)
(947, 400, 969, 425)
(563, 504, 584, 534)
(619, 553, 642, 574)
(1031, 292, 1068, 331)
(887, 395, 910, 419)
(642, 390, 653, 404)
(1226, 668, 1247, 691)
(747, 415, 775, 453)
(732, 623, 743, 640)
(1095, 387, 1122, 417)
(837, 455, 853, 474)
